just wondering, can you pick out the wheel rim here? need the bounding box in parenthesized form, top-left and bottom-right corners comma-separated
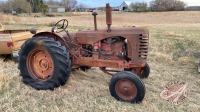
(115, 79, 137, 101)
(27, 49, 54, 81)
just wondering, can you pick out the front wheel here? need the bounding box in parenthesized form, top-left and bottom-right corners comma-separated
(18, 37, 71, 90)
(109, 71, 145, 103)
(137, 63, 150, 79)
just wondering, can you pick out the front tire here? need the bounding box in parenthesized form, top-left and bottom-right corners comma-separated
(109, 71, 145, 103)
(140, 63, 150, 78)
(19, 37, 71, 90)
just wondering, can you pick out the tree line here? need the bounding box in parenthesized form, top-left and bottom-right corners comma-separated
(0, 0, 192, 14)
(0, 0, 78, 14)
(130, 0, 186, 12)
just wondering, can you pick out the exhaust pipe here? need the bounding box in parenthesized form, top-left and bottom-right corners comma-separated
(106, 3, 112, 32)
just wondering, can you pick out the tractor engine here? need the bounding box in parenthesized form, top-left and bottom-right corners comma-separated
(93, 37, 127, 60)
(80, 37, 127, 60)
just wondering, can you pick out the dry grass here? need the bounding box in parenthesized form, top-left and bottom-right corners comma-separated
(70, 12, 92, 16)
(0, 11, 200, 112)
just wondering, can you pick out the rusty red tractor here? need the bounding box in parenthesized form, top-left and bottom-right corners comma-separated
(19, 4, 150, 103)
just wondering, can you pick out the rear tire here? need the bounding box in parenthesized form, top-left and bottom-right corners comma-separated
(109, 71, 145, 103)
(19, 37, 71, 90)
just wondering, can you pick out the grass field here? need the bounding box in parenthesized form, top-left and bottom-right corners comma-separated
(0, 11, 200, 112)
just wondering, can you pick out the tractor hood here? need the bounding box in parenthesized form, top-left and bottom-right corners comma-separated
(76, 27, 149, 45)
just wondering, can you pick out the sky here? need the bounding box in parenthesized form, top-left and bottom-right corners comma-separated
(0, 0, 200, 7)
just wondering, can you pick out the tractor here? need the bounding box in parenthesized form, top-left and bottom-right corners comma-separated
(18, 4, 150, 103)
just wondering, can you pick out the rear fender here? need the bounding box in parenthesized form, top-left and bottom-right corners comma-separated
(33, 32, 67, 47)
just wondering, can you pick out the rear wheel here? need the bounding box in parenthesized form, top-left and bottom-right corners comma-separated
(19, 37, 71, 90)
(109, 71, 145, 103)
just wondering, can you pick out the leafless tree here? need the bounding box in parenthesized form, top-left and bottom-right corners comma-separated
(19, 0, 32, 14)
(150, 0, 186, 11)
(61, 0, 77, 11)
(45, 0, 60, 5)
(0, 0, 32, 14)
(75, 3, 87, 12)
(0, 2, 10, 13)
(130, 2, 148, 12)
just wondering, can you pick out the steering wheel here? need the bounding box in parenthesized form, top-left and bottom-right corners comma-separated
(52, 19, 68, 33)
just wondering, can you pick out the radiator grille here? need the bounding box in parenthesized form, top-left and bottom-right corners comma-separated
(139, 35, 148, 60)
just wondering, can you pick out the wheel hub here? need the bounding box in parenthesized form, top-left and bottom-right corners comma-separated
(27, 49, 54, 81)
(115, 79, 137, 101)
(39, 59, 49, 71)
